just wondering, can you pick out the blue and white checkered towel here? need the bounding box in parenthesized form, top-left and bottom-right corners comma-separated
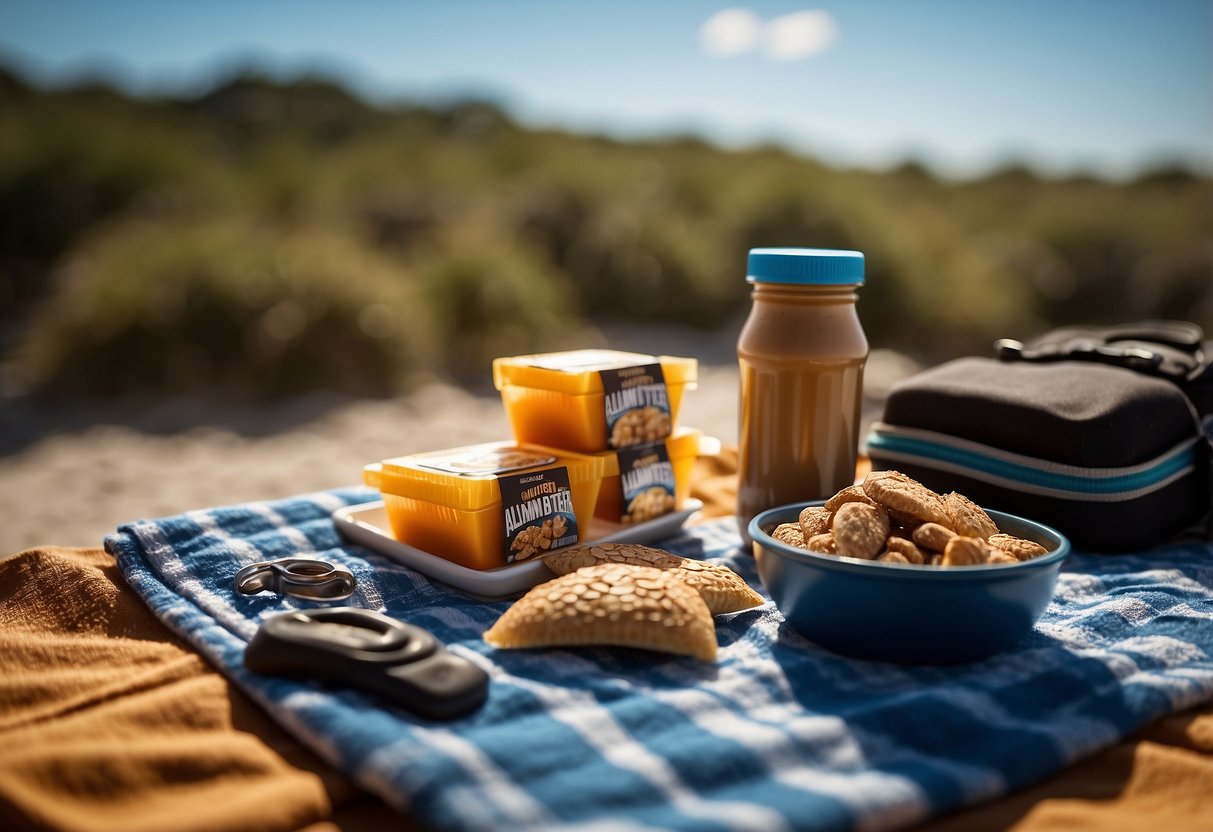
(105, 488, 1213, 832)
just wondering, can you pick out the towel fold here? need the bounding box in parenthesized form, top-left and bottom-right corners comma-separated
(0, 546, 395, 832)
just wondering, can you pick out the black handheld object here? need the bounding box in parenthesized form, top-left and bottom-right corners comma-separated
(244, 608, 489, 721)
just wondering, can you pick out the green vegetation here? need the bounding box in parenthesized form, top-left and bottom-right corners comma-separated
(1, 66, 1209, 398)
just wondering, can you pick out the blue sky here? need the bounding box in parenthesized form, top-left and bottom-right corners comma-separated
(1, 0, 1209, 179)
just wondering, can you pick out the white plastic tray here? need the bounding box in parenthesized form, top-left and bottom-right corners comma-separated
(333, 499, 703, 599)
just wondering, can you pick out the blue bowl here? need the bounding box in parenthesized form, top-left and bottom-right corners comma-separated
(749, 502, 1070, 664)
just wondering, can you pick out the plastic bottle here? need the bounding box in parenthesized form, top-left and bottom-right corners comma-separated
(737, 248, 868, 542)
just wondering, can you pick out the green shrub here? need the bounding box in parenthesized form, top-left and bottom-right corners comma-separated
(4, 70, 1211, 398)
(408, 224, 588, 376)
(18, 217, 436, 397)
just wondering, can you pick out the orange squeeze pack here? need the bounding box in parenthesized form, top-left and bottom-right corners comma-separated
(590, 428, 718, 525)
(364, 442, 603, 571)
(492, 349, 698, 454)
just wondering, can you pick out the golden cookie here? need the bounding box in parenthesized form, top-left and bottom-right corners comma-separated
(943, 492, 1000, 540)
(861, 470, 951, 527)
(797, 506, 832, 538)
(942, 536, 993, 566)
(988, 534, 1049, 561)
(543, 542, 763, 615)
(911, 522, 957, 553)
(831, 502, 890, 560)
(824, 485, 878, 513)
(772, 523, 807, 549)
(484, 564, 717, 662)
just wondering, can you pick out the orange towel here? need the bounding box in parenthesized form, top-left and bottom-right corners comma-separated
(0, 546, 408, 832)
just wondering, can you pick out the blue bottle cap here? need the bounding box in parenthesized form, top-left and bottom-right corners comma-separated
(747, 247, 864, 285)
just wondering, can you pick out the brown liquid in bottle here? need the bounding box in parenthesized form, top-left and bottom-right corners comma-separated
(737, 283, 867, 542)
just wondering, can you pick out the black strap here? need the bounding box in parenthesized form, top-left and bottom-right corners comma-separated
(995, 320, 1211, 415)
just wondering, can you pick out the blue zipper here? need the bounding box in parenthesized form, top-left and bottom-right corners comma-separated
(866, 427, 1196, 496)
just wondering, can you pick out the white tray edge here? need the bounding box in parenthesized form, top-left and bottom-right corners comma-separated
(333, 499, 704, 599)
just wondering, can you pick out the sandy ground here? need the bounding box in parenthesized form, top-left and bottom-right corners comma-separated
(0, 350, 919, 554)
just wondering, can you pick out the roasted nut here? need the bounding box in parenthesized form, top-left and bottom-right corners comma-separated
(912, 522, 957, 553)
(806, 533, 838, 554)
(883, 536, 926, 565)
(798, 505, 832, 538)
(772, 523, 807, 548)
(988, 533, 1048, 561)
(832, 502, 890, 560)
(942, 536, 995, 566)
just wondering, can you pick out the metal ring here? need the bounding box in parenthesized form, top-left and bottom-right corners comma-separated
(234, 558, 357, 601)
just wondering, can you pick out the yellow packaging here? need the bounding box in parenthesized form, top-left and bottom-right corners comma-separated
(492, 349, 699, 453)
(364, 442, 603, 571)
(591, 429, 720, 524)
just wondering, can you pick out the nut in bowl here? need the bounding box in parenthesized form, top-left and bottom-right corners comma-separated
(749, 472, 1070, 664)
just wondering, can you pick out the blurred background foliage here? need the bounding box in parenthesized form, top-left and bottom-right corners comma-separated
(1, 65, 1209, 399)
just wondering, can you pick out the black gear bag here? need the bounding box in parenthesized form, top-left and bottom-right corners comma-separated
(867, 321, 1213, 552)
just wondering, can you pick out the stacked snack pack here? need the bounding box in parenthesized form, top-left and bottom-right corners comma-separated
(365, 349, 710, 571)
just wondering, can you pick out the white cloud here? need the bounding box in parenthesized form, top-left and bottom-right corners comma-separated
(763, 10, 838, 60)
(699, 8, 762, 57)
